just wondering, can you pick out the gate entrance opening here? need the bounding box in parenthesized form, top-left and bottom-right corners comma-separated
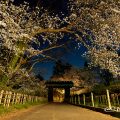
(45, 81, 73, 103)
(53, 88, 64, 102)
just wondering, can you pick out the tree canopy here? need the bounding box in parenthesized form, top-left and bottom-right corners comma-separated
(0, 0, 120, 86)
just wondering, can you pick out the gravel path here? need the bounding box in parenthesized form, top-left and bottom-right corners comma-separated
(1, 103, 120, 120)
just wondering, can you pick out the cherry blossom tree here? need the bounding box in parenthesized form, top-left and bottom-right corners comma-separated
(0, 0, 120, 80)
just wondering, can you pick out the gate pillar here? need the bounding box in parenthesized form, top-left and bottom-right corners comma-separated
(48, 87, 53, 102)
(64, 87, 70, 102)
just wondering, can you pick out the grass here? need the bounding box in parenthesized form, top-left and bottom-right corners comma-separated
(0, 105, 12, 115)
(0, 100, 47, 116)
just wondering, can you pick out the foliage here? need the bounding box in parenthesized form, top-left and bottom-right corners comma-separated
(52, 62, 97, 88)
(92, 80, 120, 95)
(35, 74, 44, 81)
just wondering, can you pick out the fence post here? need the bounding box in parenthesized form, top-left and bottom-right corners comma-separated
(17, 93, 21, 104)
(0, 90, 4, 104)
(78, 95, 81, 105)
(33, 96, 35, 102)
(76, 95, 79, 104)
(15, 93, 19, 104)
(91, 92, 94, 107)
(21, 94, 24, 104)
(101, 95, 104, 104)
(105, 95, 107, 105)
(0, 90, 46, 107)
(7, 91, 12, 107)
(106, 89, 112, 109)
(75, 95, 77, 104)
(116, 94, 119, 105)
(83, 94, 86, 105)
(12, 93, 16, 104)
(18, 93, 21, 104)
(4, 91, 8, 106)
(72, 96, 74, 104)
(23, 94, 25, 104)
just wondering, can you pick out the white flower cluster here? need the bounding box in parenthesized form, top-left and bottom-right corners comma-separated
(68, 0, 120, 77)
(0, 1, 65, 55)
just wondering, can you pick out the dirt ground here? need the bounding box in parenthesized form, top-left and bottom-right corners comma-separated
(0, 103, 119, 120)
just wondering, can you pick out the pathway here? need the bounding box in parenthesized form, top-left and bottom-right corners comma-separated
(1, 103, 120, 120)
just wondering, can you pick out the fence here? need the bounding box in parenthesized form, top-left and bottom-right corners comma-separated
(70, 89, 120, 111)
(0, 90, 47, 107)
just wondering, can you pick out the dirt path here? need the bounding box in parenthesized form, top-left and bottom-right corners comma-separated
(1, 103, 119, 120)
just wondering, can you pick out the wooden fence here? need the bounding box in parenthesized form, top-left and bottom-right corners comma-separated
(0, 90, 46, 107)
(70, 89, 120, 110)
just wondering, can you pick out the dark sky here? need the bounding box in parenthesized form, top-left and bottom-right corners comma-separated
(14, 0, 68, 14)
(33, 47, 87, 80)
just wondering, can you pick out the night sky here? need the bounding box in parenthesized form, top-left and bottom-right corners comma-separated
(33, 47, 87, 80)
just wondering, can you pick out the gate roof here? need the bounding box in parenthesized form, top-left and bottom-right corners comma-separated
(45, 81, 73, 88)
